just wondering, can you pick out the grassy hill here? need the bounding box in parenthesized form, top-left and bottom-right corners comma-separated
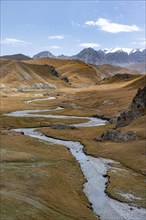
(1, 56, 144, 93)
(0, 58, 69, 92)
(24, 58, 106, 86)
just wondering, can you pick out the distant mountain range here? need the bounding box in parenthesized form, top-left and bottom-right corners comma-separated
(33, 48, 146, 66)
(1, 48, 145, 68)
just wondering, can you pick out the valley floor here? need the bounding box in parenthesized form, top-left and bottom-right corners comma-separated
(0, 81, 146, 219)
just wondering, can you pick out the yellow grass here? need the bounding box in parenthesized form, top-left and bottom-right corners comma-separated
(1, 59, 146, 217)
(0, 133, 98, 220)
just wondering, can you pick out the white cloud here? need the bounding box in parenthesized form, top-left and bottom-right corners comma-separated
(80, 43, 100, 48)
(1, 38, 30, 46)
(85, 21, 96, 26)
(48, 35, 64, 40)
(85, 18, 140, 33)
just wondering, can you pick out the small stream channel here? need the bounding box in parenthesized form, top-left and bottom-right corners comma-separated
(5, 97, 146, 220)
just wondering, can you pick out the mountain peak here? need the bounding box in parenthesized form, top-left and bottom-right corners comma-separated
(33, 51, 55, 59)
(32, 48, 146, 67)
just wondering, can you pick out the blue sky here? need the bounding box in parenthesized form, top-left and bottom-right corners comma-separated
(1, 0, 145, 56)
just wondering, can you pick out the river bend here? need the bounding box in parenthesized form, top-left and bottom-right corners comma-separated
(5, 97, 146, 220)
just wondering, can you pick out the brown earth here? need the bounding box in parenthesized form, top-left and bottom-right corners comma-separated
(1, 56, 143, 92)
(0, 58, 146, 219)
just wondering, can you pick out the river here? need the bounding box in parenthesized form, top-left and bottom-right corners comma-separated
(5, 96, 146, 220)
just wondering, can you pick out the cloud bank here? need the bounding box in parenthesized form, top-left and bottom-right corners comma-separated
(85, 18, 140, 33)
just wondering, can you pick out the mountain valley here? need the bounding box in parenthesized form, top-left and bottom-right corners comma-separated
(0, 55, 146, 220)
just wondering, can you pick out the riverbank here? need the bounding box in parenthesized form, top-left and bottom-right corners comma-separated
(14, 127, 146, 220)
(1, 83, 146, 219)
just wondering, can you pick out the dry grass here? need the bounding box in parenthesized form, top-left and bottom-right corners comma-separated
(54, 85, 139, 117)
(24, 57, 102, 86)
(0, 58, 68, 91)
(40, 123, 146, 208)
(0, 133, 98, 220)
(1, 65, 146, 217)
(106, 163, 146, 208)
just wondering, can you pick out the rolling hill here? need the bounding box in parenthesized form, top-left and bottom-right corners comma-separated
(0, 56, 143, 93)
(0, 58, 68, 92)
(24, 57, 141, 86)
(24, 58, 109, 86)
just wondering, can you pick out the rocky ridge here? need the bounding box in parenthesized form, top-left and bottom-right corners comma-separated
(94, 130, 137, 142)
(33, 48, 146, 67)
(116, 85, 146, 128)
(94, 85, 146, 142)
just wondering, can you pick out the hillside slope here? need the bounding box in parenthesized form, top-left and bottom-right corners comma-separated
(25, 58, 141, 86)
(24, 58, 109, 86)
(1, 57, 143, 93)
(0, 58, 68, 92)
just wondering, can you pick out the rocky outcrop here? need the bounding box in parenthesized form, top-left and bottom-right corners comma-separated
(116, 86, 146, 128)
(92, 114, 111, 121)
(94, 86, 145, 142)
(49, 123, 76, 130)
(49, 66, 61, 77)
(130, 86, 146, 110)
(112, 74, 133, 80)
(61, 76, 69, 83)
(94, 129, 137, 142)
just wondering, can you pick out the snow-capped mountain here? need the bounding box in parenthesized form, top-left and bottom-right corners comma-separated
(33, 48, 146, 66)
(103, 48, 144, 55)
(71, 48, 146, 65)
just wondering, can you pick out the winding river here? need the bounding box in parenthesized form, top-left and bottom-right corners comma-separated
(5, 97, 146, 220)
